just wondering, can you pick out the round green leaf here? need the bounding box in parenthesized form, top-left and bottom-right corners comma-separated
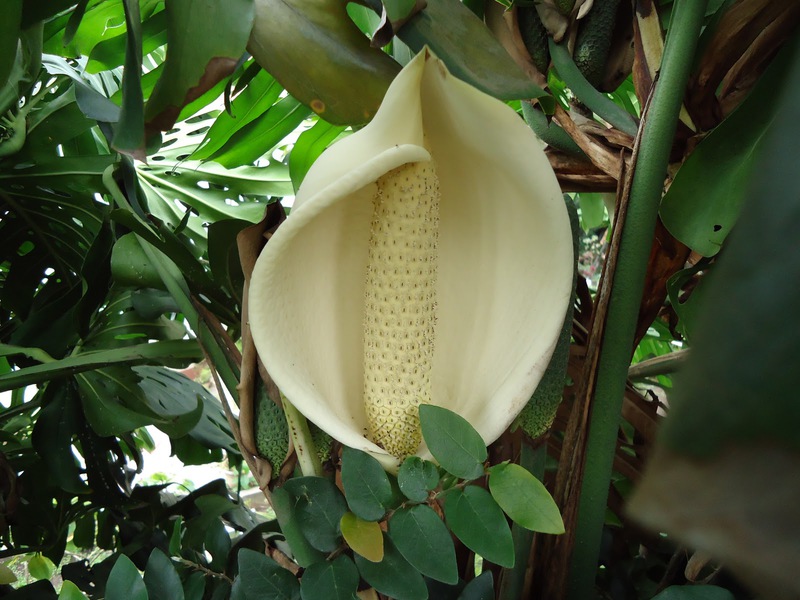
(444, 486, 514, 568)
(340, 512, 384, 563)
(341, 446, 393, 521)
(397, 456, 440, 502)
(457, 571, 494, 599)
(300, 556, 359, 600)
(283, 477, 348, 553)
(27, 554, 56, 581)
(354, 536, 427, 600)
(105, 555, 148, 600)
(58, 580, 90, 600)
(0, 564, 16, 586)
(419, 405, 487, 480)
(389, 505, 458, 584)
(144, 548, 185, 600)
(488, 463, 564, 534)
(231, 549, 300, 600)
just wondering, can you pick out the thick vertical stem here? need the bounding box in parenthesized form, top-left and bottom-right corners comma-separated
(566, 1, 708, 598)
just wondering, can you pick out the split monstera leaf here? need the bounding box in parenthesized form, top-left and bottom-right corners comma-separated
(248, 49, 573, 470)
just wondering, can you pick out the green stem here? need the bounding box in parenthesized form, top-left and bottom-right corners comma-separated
(282, 393, 322, 478)
(566, 2, 708, 598)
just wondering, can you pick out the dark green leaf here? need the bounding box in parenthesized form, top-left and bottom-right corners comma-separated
(419, 405, 486, 480)
(144, 549, 184, 600)
(283, 477, 348, 552)
(457, 571, 493, 599)
(341, 446, 393, 521)
(299, 556, 359, 600)
(0, 1, 22, 91)
(444, 487, 514, 568)
(659, 39, 795, 257)
(389, 505, 457, 584)
(144, 0, 254, 132)
(354, 535, 427, 600)
(397, 456, 440, 502)
(111, 0, 146, 160)
(72, 514, 95, 549)
(397, 0, 549, 104)
(105, 555, 147, 600)
(488, 463, 564, 534)
(230, 549, 300, 600)
(651, 586, 735, 600)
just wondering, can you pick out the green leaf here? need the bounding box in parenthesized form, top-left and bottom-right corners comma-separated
(340, 512, 384, 563)
(659, 39, 795, 257)
(0, 563, 17, 585)
(248, 0, 400, 125)
(105, 555, 148, 600)
(397, 0, 549, 105)
(388, 505, 458, 584)
(444, 486, 514, 568)
(144, 549, 185, 600)
(201, 95, 311, 168)
(288, 119, 347, 192)
(488, 463, 564, 534)
(341, 446, 393, 521)
(231, 548, 300, 600)
(397, 456, 440, 502)
(0, 1, 22, 91)
(144, 0, 254, 132)
(72, 514, 95, 549)
(111, 0, 146, 160)
(27, 554, 55, 581)
(190, 68, 283, 161)
(58, 581, 89, 600)
(651, 586, 735, 600)
(299, 556, 359, 600)
(354, 535, 427, 600)
(283, 477, 348, 553)
(457, 571, 493, 599)
(419, 405, 487, 480)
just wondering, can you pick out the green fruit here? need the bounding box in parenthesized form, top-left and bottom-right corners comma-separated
(518, 5, 550, 75)
(573, 0, 623, 88)
(254, 388, 289, 476)
(518, 196, 579, 439)
(554, 0, 576, 16)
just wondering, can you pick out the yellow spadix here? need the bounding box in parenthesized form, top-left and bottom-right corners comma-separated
(249, 49, 572, 470)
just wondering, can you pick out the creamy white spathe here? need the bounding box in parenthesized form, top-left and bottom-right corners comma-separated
(248, 49, 573, 470)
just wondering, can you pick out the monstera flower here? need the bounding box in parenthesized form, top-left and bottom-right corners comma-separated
(249, 49, 572, 469)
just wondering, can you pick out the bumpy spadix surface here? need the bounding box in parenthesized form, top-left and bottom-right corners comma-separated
(364, 161, 440, 457)
(248, 49, 573, 469)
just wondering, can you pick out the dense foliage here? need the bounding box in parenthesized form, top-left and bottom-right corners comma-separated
(1, 1, 798, 599)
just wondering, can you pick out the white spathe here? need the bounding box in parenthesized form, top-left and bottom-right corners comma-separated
(248, 49, 573, 470)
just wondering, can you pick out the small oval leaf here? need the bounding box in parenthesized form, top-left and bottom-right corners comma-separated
(397, 456, 440, 502)
(341, 512, 384, 563)
(300, 556, 359, 600)
(419, 405, 487, 480)
(283, 477, 348, 552)
(341, 446, 393, 521)
(354, 535, 427, 600)
(389, 505, 458, 584)
(488, 463, 564, 534)
(444, 487, 514, 568)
